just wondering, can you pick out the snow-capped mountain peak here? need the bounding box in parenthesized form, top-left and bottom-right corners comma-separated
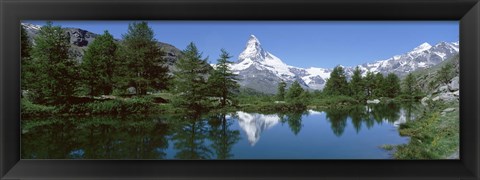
(412, 42, 432, 53)
(238, 34, 267, 61)
(232, 35, 294, 79)
(21, 22, 42, 31)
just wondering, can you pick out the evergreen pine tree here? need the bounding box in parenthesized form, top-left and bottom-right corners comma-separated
(277, 80, 287, 101)
(402, 73, 417, 99)
(119, 21, 169, 95)
(81, 31, 117, 97)
(437, 63, 454, 85)
(384, 73, 401, 98)
(21, 25, 33, 91)
(363, 71, 375, 98)
(323, 65, 348, 96)
(349, 66, 365, 99)
(29, 22, 78, 104)
(207, 49, 239, 108)
(173, 42, 211, 111)
(286, 81, 304, 101)
(373, 73, 385, 97)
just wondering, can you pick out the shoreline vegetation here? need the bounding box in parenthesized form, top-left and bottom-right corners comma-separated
(21, 21, 459, 160)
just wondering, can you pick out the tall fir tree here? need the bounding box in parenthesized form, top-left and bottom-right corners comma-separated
(277, 80, 287, 101)
(384, 73, 401, 98)
(29, 22, 78, 104)
(349, 66, 365, 99)
(363, 71, 375, 98)
(207, 49, 239, 108)
(173, 42, 211, 111)
(373, 73, 385, 97)
(119, 21, 169, 95)
(21, 25, 33, 90)
(402, 73, 417, 99)
(81, 31, 117, 97)
(286, 81, 304, 100)
(323, 65, 348, 96)
(437, 63, 454, 85)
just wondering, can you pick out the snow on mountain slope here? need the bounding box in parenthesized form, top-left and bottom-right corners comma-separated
(357, 41, 459, 77)
(232, 35, 295, 78)
(229, 35, 459, 94)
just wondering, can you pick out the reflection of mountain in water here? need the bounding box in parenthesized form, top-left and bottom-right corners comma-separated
(236, 111, 280, 146)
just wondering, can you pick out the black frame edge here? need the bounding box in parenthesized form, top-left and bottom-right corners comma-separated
(461, 2, 480, 179)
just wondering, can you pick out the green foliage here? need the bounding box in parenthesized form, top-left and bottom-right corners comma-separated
(349, 67, 365, 100)
(21, 25, 33, 90)
(395, 101, 459, 159)
(373, 73, 385, 97)
(67, 97, 154, 115)
(29, 22, 78, 104)
(81, 31, 118, 96)
(286, 81, 304, 101)
(437, 63, 455, 85)
(276, 80, 287, 101)
(207, 49, 240, 108)
(401, 73, 421, 100)
(309, 95, 358, 108)
(364, 71, 375, 98)
(172, 42, 211, 111)
(384, 73, 401, 98)
(21, 99, 57, 118)
(117, 21, 170, 95)
(324, 65, 349, 96)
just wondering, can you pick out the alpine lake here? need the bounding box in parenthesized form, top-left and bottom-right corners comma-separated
(21, 102, 422, 159)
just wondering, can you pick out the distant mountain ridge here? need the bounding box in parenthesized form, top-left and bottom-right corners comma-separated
(21, 23, 183, 70)
(229, 35, 459, 94)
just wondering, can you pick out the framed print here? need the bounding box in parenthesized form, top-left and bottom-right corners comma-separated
(1, 0, 479, 179)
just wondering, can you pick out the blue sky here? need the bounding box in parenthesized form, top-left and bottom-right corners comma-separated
(24, 21, 458, 69)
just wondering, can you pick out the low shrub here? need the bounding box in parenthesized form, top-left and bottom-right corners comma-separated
(21, 99, 58, 118)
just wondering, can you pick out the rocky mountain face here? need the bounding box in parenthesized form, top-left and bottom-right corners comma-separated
(21, 23, 183, 68)
(230, 35, 459, 94)
(414, 54, 460, 104)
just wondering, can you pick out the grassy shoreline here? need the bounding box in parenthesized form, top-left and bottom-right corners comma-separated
(392, 101, 459, 159)
(378, 100, 459, 159)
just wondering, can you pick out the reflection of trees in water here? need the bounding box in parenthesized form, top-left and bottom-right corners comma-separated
(370, 102, 401, 123)
(349, 106, 368, 133)
(207, 113, 240, 159)
(21, 115, 170, 159)
(23, 112, 243, 160)
(286, 112, 304, 135)
(172, 112, 213, 160)
(323, 102, 416, 137)
(277, 111, 305, 135)
(401, 102, 420, 122)
(172, 112, 242, 160)
(324, 108, 349, 137)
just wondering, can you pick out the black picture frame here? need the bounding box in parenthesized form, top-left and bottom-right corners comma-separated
(1, 0, 479, 179)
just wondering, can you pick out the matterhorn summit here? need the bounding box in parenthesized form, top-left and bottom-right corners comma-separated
(229, 35, 307, 94)
(238, 35, 268, 61)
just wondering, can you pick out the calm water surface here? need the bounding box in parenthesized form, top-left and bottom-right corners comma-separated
(21, 103, 420, 159)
